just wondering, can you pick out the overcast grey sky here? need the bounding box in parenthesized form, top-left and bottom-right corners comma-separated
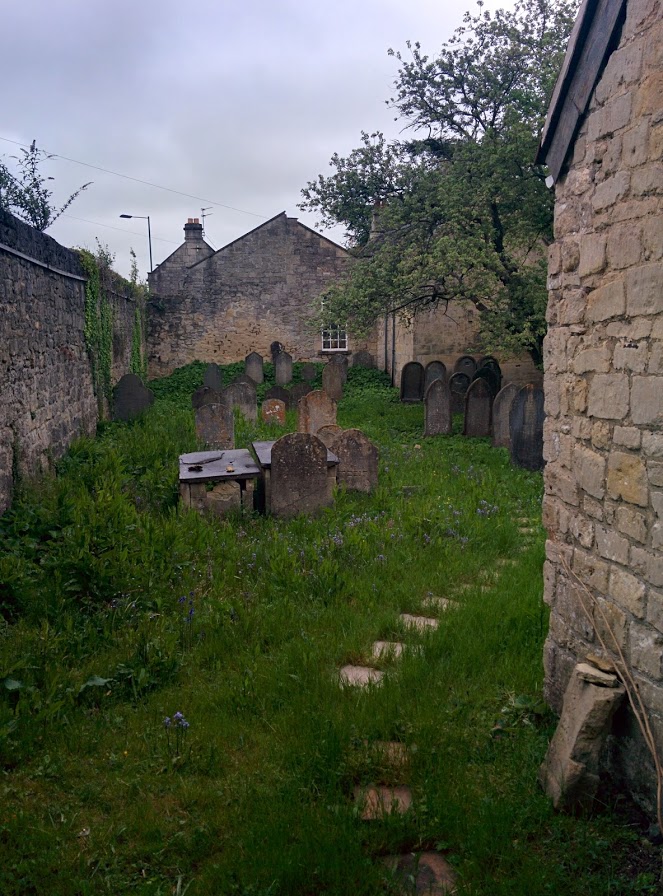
(1, 0, 513, 278)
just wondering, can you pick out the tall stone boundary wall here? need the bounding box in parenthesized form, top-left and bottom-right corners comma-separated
(0, 210, 137, 515)
(542, 0, 663, 812)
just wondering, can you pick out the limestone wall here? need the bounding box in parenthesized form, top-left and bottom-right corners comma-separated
(542, 0, 663, 811)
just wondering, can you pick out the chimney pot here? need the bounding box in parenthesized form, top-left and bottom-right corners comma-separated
(187, 218, 194, 223)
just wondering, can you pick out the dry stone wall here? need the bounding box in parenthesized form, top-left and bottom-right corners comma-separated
(542, 0, 663, 812)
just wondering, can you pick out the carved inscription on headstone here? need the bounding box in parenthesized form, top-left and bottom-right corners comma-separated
(400, 362, 425, 402)
(275, 350, 293, 386)
(270, 433, 334, 518)
(224, 381, 257, 423)
(492, 383, 519, 449)
(245, 352, 264, 384)
(261, 398, 286, 427)
(113, 374, 155, 422)
(298, 389, 337, 435)
(463, 378, 492, 437)
(194, 402, 234, 449)
(424, 379, 452, 436)
(510, 384, 545, 471)
(333, 429, 378, 493)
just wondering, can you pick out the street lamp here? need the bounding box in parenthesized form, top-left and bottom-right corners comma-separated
(119, 213, 153, 273)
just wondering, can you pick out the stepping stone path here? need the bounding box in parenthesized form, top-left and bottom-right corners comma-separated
(400, 613, 439, 632)
(382, 852, 457, 895)
(339, 665, 384, 687)
(372, 640, 405, 659)
(421, 595, 457, 612)
(354, 785, 413, 820)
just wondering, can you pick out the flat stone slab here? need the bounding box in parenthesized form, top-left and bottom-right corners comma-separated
(421, 596, 457, 612)
(372, 641, 405, 659)
(382, 851, 456, 895)
(339, 665, 384, 687)
(367, 741, 411, 767)
(354, 785, 413, 820)
(400, 614, 439, 632)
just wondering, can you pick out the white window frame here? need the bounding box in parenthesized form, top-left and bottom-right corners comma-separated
(321, 322, 348, 352)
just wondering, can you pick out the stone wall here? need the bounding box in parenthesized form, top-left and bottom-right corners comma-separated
(542, 0, 663, 812)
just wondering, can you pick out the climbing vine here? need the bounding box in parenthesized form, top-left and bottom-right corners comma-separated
(130, 304, 147, 379)
(78, 248, 115, 404)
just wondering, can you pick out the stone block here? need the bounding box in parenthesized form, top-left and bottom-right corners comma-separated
(573, 547, 610, 593)
(607, 450, 649, 506)
(591, 421, 612, 450)
(584, 495, 604, 521)
(545, 462, 580, 506)
(614, 340, 649, 373)
(648, 342, 663, 374)
(643, 431, 663, 457)
(578, 233, 606, 276)
(595, 526, 630, 564)
(632, 377, 663, 425)
(630, 626, 663, 679)
(653, 522, 663, 550)
(647, 588, 663, 633)
(593, 597, 629, 651)
(572, 346, 611, 374)
(626, 263, 663, 316)
(574, 444, 606, 499)
(648, 461, 663, 487)
(591, 171, 631, 212)
(631, 163, 663, 198)
(631, 547, 663, 588)
(588, 92, 633, 142)
(610, 566, 646, 617)
(615, 505, 648, 543)
(570, 514, 595, 550)
(586, 279, 625, 321)
(622, 118, 650, 168)
(606, 222, 643, 270)
(635, 71, 663, 119)
(587, 374, 630, 419)
(562, 239, 581, 272)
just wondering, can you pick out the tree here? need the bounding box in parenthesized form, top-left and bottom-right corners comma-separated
(299, 0, 577, 364)
(0, 140, 91, 231)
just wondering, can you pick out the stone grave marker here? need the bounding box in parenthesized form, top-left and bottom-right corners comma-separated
(479, 355, 501, 373)
(202, 363, 223, 392)
(192, 385, 222, 410)
(328, 353, 348, 384)
(275, 350, 293, 385)
(510, 384, 545, 470)
(333, 428, 378, 493)
(316, 423, 342, 448)
(290, 383, 311, 407)
(298, 389, 337, 434)
(224, 381, 257, 423)
(352, 350, 375, 368)
(400, 361, 425, 402)
(463, 377, 492, 437)
(322, 361, 344, 401)
(265, 384, 291, 409)
(232, 372, 257, 387)
(113, 374, 155, 422)
(454, 354, 477, 377)
(424, 379, 452, 436)
(194, 402, 234, 449)
(270, 341, 284, 361)
(448, 371, 470, 415)
(424, 360, 447, 393)
(300, 362, 317, 383)
(472, 365, 501, 397)
(270, 433, 334, 518)
(244, 351, 264, 384)
(261, 398, 286, 427)
(492, 382, 519, 448)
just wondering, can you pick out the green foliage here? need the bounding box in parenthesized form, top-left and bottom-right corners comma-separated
(0, 140, 91, 231)
(78, 245, 116, 404)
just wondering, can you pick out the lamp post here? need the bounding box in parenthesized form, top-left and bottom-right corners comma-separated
(119, 213, 153, 273)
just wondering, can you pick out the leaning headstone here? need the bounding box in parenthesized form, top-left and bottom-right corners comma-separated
(353, 350, 375, 368)
(510, 384, 545, 470)
(333, 429, 378, 493)
(400, 362, 425, 402)
(454, 354, 477, 377)
(298, 389, 337, 435)
(328, 353, 348, 384)
(275, 351, 293, 386)
(290, 382, 312, 407)
(192, 386, 222, 410)
(448, 372, 470, 415)
(265, 385, 291, 409)
(261, 398, 286, 427)
(316, 423, 343, 448)
(202, 363, 224, 392)
(463, 378, 492, 437)
(224, 381, 257, 423)
(424, 379, 452, 436)
(492, 383, 519, 448)
(244, 352, 264, 384)
(322, 362, 344, 401)
(300, 362, 317, 383)
(424, 361, 447, 394)
(270, 433, 334, 518)
(113, 374, 154, 422)
(195, 402, 234, 449)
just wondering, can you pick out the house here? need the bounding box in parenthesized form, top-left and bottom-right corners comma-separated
(537, 0, 662, 813)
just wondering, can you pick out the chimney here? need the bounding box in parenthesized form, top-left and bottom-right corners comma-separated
(184, 217, 204, 242)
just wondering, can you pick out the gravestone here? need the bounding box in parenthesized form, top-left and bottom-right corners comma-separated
(245, 352, 264, 384)
(322, 362, 344, 401)
(492, 383, 519, 449)
(298, 389, 337, 435)
(472, 365, 501, 397)
(424, 379, 452, 436)
(454, 355, 477, 377)
(275, 350, 293, 386)
(113, 374, 155, 422)
(202, 363, 224, 392)
(270, 341, 284, 361)
(270, 433, 334, 518)
(463, 378, 492, 437)
(448, 372, 470, 415)
(300, 362, 317, 383)
(265, 385, 291, 409)
(290, 382, 312, 407)
(353, 350, 375, 368)
(510, 384, 545, 471)
(424, 360, 447, 393)
(232, 373, 257, 387)
(400, 362, 425, 402)
(479, 355, 501, 373)
(224, 381, 257, 423)
(192, 385, 222, 410)
(333, 429, 378, 493)
(328, 353, 348, 384)
(194, 402, 234, 449)
(261, 398, 286, 427)
(316, 423, 343, 448)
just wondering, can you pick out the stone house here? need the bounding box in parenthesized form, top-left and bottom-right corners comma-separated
(537, 0, 662, 811)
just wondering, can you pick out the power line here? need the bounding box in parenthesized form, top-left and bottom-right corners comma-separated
(0, 135, 269, 221)
(61, 212, 179, 244)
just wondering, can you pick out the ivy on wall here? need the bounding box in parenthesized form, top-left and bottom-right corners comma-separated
(130, 305, 147, 380)
(78, 248, 115, 404)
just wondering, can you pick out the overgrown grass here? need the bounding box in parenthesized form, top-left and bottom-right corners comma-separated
(0, 363, 659, 895)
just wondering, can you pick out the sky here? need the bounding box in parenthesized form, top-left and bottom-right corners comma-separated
(1, 0, 513, 279)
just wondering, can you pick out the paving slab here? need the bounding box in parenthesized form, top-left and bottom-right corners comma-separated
(354, 785, 413, 820)
(421, 596, 457, 612)
(400, 614, 439, 632)
(368, 741, 411, 767)
(339, 665, 384, 687)
(382, 851, 456, 895)
(372, 640, 405, 659)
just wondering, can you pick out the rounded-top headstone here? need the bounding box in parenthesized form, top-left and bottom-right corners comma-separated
(297, 389, 337, 435)
(192, 385, 224, 409)
(472, 366, 501, 397)
(492, 382, 519, 449)
(328, 353, 348, 384)
(270, 433, 332, 518)
(113, 374, 155, 422)
(510, 384, 545, 471)
(270, 341, 284, 361)
(463, 377, 492, 437)
(424, 378, 452, 436)
(290, 382, 312, 406)
(265, 384, 291, 409)
(424, 360, 447, 393)
(448, 371, 470, 415)
(261, 398, 286, 427)
(352, 350, 375, 369)
(400, 361, 425, 402)
(454, 355, 477, 377)
(300, 362, 317, 383)
(334, 428, 379, 493)
(316, 423, 343, 448)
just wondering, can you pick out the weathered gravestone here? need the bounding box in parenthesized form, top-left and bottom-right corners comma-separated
(479, 355, 500, 373)
(352, 350, 375, 368)
(265, 385, 291, 409)
(316, 423, 343, 448)
(244, 352, 264, 384)
(270, 341, 284, 361)
(270, 433, 334, 518)
(424, 361, 447, 393)
(113, 374, 155, 422)
(202, 363, 224, 392)
(261, 398, 286, 427)
(463, 377, 492, 437)
(328, 353, 348, 384)
(492, 383, 519, 449)
(322, 361, 344, 401)
(424, 379, 452, 436)
(300, 362, 317, 383)
(454, 354, 477, 377)
(400, 362, 425, 402)
(332, 429, 378, 493)
(275, 350, 293, 386)
(195, 402, 234, 449)
(232, 373, 257, 387)
(448, 372, 470, 415)
(510, 384, 545, 470)
(298, 389, 337, 435)
(472, 365, 501, 397)
(289, 382, 312, 407)
(192, 385, 222, 410)
(224, 381, 257, 423)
